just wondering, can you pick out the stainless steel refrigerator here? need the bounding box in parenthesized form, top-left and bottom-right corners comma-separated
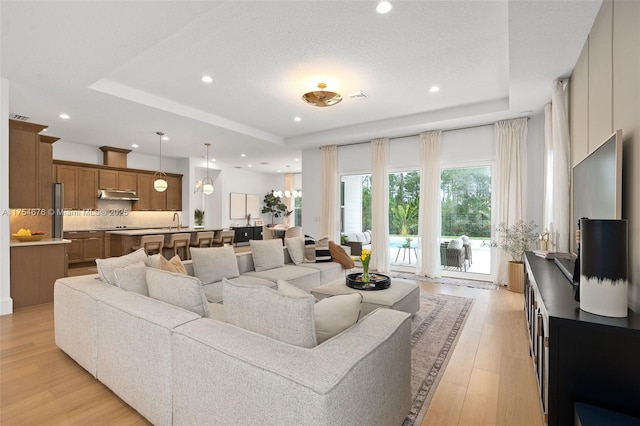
(52, 182, 64, 238)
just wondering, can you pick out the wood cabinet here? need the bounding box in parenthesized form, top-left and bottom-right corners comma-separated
(232, 226, 263, 246)
(9, 119, 56, 208)
(99, 169, 137, 191)
(524, 253, 640, 425)
(10, 242, 68, 310)
(64, 231, 104, 264)
(166, 175, 182, 211)
(56, 164, 98, 210)
(134, 173, 182, 211)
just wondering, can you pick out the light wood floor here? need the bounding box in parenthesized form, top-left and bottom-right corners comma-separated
(0, 281, 543, 426)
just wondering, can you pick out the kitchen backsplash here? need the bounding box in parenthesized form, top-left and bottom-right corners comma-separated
(63, 200, 183, 230)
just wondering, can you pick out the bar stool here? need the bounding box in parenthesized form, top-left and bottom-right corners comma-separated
(163, 233, 191, 260)
(212, 230, 235, 247)
(131, 235, 165, 255)
(190, 231, 214, 248)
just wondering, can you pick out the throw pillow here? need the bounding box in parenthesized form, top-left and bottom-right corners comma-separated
(144, 253, 163, 268)
(329, 241, 355, 269)
(315, 237, 331, 263)
(146, 268, 209, 318)
(285, 236, 305, 265)
(314, 293, 362, 344)
(277, 279, 308, 298)
(249, 239, 285, 272)
(113, 261, 148, 295)
(448, 239, 463, 249)
(157, 254, 187, 275)
(223, 278, 317, 348)
(190, 246, 240, 284)
(95, 248, 147, 285)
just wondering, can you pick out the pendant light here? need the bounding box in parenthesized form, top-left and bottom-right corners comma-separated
(202, 143, 214, 195)
(153, 131, 168, 192)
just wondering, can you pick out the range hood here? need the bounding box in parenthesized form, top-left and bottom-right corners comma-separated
(98, 189, 139, 201)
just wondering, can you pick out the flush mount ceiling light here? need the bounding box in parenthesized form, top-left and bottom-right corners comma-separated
(201, 143, 214, 195)
(153, 131, 168, 192)
(302, 83, 342, 107)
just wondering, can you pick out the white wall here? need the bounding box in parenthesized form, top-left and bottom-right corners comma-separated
(1, 78, 12, 315)
(220, 168, 282, 227)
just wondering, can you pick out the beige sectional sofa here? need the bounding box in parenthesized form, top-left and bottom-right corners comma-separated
(54, 245, 412, 425)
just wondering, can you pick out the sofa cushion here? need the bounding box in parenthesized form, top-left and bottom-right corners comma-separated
(244, 265, 320, 293)
(459, 235, 470, 245)
(284, 236, 305, 265)
(157, 254, 187, 275)
(113, 261, 148, 295)
(277, 279, 308, 298)
(190, 246, 240, 284)
(355, 232, 367, 243)
(329, 241, 355, 269)
(95, 248, 147, 285)
(146, 268, 209, 318)
(250, 239, 285, 272)
(448, 239, 463, 249)
(315, 237, 331, 263)
(223, 278, 317, 348)
(202, 275, 275, 304)
(315, 293, 362, 344)
(363, 230, 372, 244)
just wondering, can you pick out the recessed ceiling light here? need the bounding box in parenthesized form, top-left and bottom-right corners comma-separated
(248, 164, 252, 168)
(376, 1, 392, 14)
(131, 144, 139, 148)
(201, 75, 213, 83)
(162, 136, 169, 141)
(429, 86, 440, 93)
(277, 170, 281, 173)
(295, 158, 300, 162)
(240, 153, 246, 157)
(41, 128, 47, 132)
(211, 158, 216, 162)
(59, 113, 70, 119)
(294, 116, 301, 122)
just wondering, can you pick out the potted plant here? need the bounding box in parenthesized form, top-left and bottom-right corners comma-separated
(492, 220, 538, 292)
(194, 209, 204, 227)
(261, 191, 287, 225)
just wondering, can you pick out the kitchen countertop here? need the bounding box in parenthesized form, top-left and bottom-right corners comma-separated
(106, 227, 221, 236)
(10, 238, 72, 247)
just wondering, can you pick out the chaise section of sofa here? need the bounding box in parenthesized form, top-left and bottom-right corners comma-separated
(171, 308, 412, 426)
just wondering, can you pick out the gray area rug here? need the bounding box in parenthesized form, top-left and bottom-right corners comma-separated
(385, 271, 499, 291)
(403, 291, 474, 426)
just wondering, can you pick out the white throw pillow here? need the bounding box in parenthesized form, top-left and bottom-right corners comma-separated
(284, 236, 305, 265)
(314, 293, 362, 344)
(459, 235, 470, 245)
(95, 248, 147, 285)
(250, 239, 285, 272)
(223, 278, 317, 348)
(113, 261, 148, 295)
(190, 246, 240, 284)
(146, 268, 209, 318)
(448, 239, 463, 249)
(144, 253, 163, 268)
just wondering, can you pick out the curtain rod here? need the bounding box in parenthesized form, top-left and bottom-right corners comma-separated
(331, 117, 530, 149)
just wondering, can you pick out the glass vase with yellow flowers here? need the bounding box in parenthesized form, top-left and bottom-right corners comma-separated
(360, 248, 372, 286)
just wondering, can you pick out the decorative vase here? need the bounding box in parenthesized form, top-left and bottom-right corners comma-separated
(361, 268, 370, 283)
(507, 261, 525, 293)
(579, 219, 628, 318)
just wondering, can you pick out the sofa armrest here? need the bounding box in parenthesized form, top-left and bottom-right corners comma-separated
(172, 308, 411, 426)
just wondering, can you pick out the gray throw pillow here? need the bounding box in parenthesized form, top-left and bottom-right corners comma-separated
(190, 246, 240, 284)
(146, 268, 209, 318)
(95, 248, 147, 285)
(249, 239, 285, 272)
(223, 278, 317, 348)
(113, 261, 148, 295)
(285, 236, 305, 265)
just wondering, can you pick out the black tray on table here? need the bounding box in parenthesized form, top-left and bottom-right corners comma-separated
(346, 273, 391, 290)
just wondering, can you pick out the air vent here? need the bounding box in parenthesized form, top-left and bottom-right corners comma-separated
(259, 162, 269, 165)
(234, 166, 243, 169)
(9, 113, 31, 121)
(348, 91, 369, 101)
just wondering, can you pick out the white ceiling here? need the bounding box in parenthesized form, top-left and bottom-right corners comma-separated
(1, 0, 601, 174)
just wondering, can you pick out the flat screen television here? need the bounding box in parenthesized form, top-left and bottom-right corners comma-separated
(572, 129, 623, 251)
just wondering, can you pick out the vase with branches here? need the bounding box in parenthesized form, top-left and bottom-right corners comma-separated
(492, 220, 538, 263)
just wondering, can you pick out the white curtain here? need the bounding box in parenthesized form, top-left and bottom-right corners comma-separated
(550, 79, 571, 252)
(493, 118, 528, 286)
(417, 131, 442, 278)
(543, 103, 553, 239)
(319, 145, 338, 241)
(371, 138, 390, 273)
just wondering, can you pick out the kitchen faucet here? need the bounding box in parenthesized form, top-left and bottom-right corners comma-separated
(172, 212, 181, 230)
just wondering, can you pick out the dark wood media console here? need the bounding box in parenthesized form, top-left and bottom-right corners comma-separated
(524, 252, 640, 425)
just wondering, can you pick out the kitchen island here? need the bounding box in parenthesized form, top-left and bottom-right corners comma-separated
(10, 238, 71, 310)
(107, 228, 222, 257)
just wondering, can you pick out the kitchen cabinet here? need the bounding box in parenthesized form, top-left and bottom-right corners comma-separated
(56, 164, 98, 210)
(99, 169, 137, 191)
(64, 231, 104, 264)
(9, 119, 55, 208)
(134, 173, 182, 211)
